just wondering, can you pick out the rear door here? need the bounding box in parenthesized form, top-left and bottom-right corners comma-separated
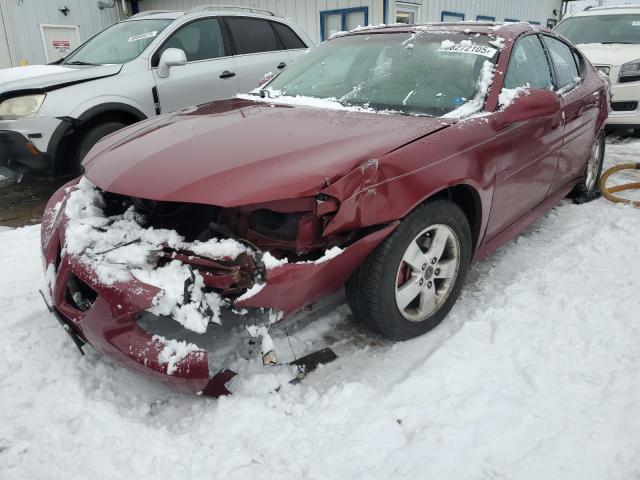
(270, 20, 309, 63)
(485, 34, 564, 239)
(223, 17, 292, 92)
(151, 17, 238, 113)
(542, 35, 601, 193)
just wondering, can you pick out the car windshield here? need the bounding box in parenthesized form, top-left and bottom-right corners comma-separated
(63, 19, 172, 65)
(263, 32, 499, 117)
(555, 14, 640, 44)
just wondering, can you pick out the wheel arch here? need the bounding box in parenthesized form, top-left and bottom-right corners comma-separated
(427, 183, 483, 253)
(50, 103, 147, 177)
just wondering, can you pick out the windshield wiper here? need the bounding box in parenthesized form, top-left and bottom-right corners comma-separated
(65, 61, 101, 66)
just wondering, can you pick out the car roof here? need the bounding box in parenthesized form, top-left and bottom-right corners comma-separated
(337, 22, 551, 42)
(125, 5, 282, 22)
(571, 5, 640, 16)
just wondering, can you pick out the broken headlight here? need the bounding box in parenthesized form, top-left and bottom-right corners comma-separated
(249, 209, 300, 241)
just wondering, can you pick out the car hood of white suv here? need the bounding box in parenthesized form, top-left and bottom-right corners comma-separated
(574, 42, 640, 67)
(0, 64, 122, 97)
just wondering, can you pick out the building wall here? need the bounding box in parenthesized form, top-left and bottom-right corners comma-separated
(0, 5, 11, 68)
(0, 0, 124, 67)
(393, 0, 563, 27)
(140, 0, 563, 44)
(140, 0, 386, 43)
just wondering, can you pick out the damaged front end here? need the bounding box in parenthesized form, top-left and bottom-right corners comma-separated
(41, 176, 397, 395)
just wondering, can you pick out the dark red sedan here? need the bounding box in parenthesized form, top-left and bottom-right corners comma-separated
(41, 22, 608, 395)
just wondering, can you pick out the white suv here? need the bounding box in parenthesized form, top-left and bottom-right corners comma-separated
(0, 6, 312, 179)
(556, 6, 640, 134)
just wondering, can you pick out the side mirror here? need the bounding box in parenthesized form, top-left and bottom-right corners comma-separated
(157, 48, 187, 78)
(493, 88, 560, 128)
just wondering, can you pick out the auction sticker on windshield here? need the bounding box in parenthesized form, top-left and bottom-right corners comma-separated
(438, 41, 497, 58)
(128, 31, 157, 42)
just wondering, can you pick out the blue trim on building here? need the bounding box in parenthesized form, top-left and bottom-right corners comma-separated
(505, 18, 519, 22)
(441, 11, 465, 22)
(476, 15, 496, 22)
(320, 7, 369, 41)
(383, 0, 389, 24)
(529, 20, 541, 25)
(130, 0, 140, 14)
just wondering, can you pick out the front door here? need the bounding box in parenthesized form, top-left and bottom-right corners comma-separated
(152, 17, 238, 113)
(485, 34, 564, 239)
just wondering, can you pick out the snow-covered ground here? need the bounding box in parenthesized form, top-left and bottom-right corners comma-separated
(2, 138, 640, 479)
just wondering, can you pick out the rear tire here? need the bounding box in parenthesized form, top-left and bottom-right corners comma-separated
(74, 122, 126, 175)
(570, 130, 605, 200)
(346, 199, 472, 341)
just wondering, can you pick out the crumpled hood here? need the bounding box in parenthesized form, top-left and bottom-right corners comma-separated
(575, 43, 640, 67)
(0, 64, 122, 97)
(83, 98, 449, 207)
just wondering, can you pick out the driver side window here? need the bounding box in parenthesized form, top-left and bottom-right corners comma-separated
(503, 35, 553, 90)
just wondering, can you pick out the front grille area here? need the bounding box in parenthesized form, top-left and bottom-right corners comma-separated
(611, 101, 638, 112)
(594, 65, 611, 76)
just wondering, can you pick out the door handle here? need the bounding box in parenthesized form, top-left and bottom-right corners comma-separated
(219, 70, 236, 79)
(277, 62, 287, 69)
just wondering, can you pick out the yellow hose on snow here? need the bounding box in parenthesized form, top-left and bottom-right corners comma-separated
(599, 162, 640, 208)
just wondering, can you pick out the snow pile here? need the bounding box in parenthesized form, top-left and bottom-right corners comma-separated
(499, 85, 530, 109)
(238, 92, 399, 115)
(440, 39, 455, 49)
(153, 335, 205, 375)
(3, 139, 640, 479)
(489, 36, 505, 49)
(261, 251, 288, 269)
(62, 177, 248, 332)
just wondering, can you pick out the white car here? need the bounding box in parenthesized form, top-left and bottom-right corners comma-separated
(555, 5, 640, 134)
(0, 6, 312, 179)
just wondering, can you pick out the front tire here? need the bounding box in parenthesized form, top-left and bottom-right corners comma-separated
(346, 199, 472, 341)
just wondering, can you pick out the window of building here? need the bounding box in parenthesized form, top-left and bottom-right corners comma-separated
(441, 11, 465, 22)
(477, 15, 496, 22)
(320, 7, 368, 40)
(505, 18, 520, 22)
(226, 17, 279, 54)
(396, 3, 420, 24)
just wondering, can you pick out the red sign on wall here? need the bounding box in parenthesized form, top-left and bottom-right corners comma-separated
(52, 40, 70, 51)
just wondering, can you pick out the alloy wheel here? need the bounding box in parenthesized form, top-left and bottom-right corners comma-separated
(585, 135, 603, 192)
(395, 224, 461, 322)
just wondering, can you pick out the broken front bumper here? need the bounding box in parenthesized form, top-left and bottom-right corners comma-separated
(41, 191, 397, 395)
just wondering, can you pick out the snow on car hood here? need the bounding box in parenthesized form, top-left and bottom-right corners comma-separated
(0, 64, 122, 96)
(83, 98, 450, 206)
(574, 43, 640, 67)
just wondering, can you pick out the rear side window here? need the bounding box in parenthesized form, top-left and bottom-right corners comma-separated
(272, 22, 306, 49)
(155, 18, 225, 64)
(503, 35, 553, 90)
(226, 18, 279, 54)
(543, 36, 580, 89)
